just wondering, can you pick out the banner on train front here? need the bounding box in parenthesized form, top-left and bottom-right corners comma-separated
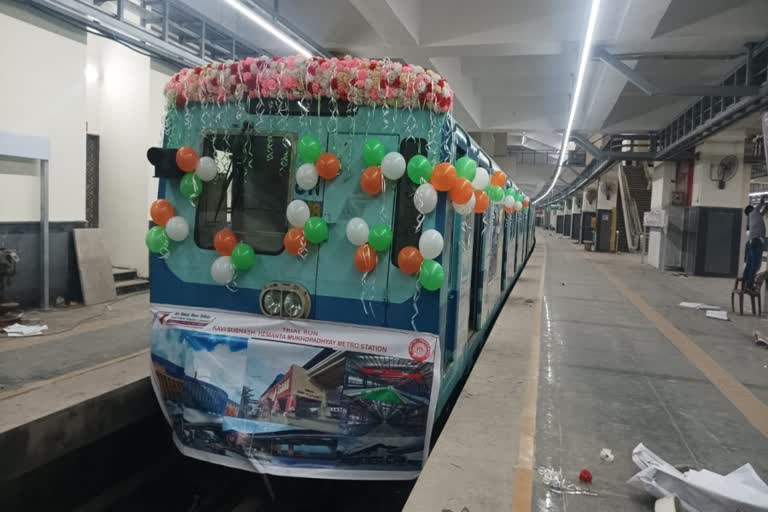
(149, 306, 441, 480)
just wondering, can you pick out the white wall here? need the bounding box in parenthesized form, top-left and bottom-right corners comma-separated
(0, 4, 86, 221)
(691, 131, 749, 208)
(86, 35, 174, 276)
(582, 187, 597, 212)
(647, 161, 676, 269)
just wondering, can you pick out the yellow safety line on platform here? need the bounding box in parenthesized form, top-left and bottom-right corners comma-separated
(0, 349, 149, 402)
(592, 260, 768, 439)
(512, 241, 547, 512)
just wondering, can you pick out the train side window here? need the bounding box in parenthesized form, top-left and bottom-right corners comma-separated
(195, 133, 293, 254)
(391, 138, 429, 266)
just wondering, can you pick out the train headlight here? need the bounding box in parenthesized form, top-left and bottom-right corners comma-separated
(262, 290, 283, 316)
(260, 283, 311, 319)
(283, 291, 304, 318)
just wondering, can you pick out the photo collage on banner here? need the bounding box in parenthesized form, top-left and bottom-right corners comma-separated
(150, 307, 440, 479)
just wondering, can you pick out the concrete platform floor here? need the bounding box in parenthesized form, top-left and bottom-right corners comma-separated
(0, 292, 153, 481)
(406, 230, 768, 511)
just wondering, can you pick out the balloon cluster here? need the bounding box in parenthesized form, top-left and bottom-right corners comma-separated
(175, 146, 218, 200)
(394, 230, 445, 291)
(296, 135, 341, 190)
(345, 218, 393, 272)
(146, 199, 190, 255)
(406, 156, 494, 216)
(284, 199, 328, 255)
(210, 229, 257, 285)
(359, 138, 404, 196)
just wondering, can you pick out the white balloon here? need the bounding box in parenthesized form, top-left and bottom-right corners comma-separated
(286, 200, 310, 227)
(515, 200, 523, 211)
(165, 216, 189, 241)
(414, 183, 438, 214)
(381, 152, 406, 180)
(346, 217, 369, 246)
(296, 163, 319, 190)
(454, 193, 476, 216)
(472, 167, 490, 190)
(195, 156, 217, 182)
(503, 195, 515, 209)
(211, 256, 235, 285)
(419, 229, 444, 259)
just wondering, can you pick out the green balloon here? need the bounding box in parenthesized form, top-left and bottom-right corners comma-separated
(487, 185, 504, 203)
(516, 191, 525, 202)
(304, 216, 328, 244)
(145, 226, 170, 254)
(368, 224, 393, 252)
(231, 242, 256, 271)
(407, 155, 433, 184)
(419, 259, 445, 291)
(363, 138, 386, 166)
(505, 187, 517, 197)
(180, 173, 203, 199)
(455, 156, 477, 182)
(298, 135, 322, 163)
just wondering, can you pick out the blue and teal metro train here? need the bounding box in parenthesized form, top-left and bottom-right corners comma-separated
(149, 98, 535, 419)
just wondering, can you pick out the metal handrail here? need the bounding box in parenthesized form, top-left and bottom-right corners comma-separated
(618, 167, 642, 252)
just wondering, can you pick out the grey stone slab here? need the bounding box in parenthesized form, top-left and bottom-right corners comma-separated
(73, 228, 116, 305)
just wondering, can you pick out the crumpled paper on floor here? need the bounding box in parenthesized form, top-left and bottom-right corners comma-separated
(627, 443, 768, 512)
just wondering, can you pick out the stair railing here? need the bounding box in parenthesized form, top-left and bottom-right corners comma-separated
(618, 167, 642, 252)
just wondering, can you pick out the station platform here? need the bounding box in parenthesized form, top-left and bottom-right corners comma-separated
(405, 230, 768, 512)
(0, 293, 154, 482)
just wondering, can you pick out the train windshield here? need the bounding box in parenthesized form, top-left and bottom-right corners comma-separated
(195, 133, 293, 254)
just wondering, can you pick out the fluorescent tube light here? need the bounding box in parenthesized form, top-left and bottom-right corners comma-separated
(222, 0, 313, 59)
(534, 0, 601, 205)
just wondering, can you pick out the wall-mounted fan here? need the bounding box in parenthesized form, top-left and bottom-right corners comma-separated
(711, 154, 738, 190)
(601, 181, 616, 200)
(586, 188, 598, 204)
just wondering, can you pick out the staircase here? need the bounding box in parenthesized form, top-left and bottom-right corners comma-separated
(113, 267, 149, 295)
(617, 165, 652, 253)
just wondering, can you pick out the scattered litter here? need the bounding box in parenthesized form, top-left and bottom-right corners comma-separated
(600, 448, 615, 463)
(537, 467, 598, 496)
(754, 330, 768, 348)
(705, 310, 729, 321)
(628, 443, 768, 512)
(2, 323, 48, 337)
(679, 302, 721, 310)
(579, 469, 593, 484)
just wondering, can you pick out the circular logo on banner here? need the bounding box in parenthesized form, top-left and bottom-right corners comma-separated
(409, 338, 431, 362)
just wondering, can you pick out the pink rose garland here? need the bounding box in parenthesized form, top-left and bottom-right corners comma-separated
(164, 55, 453, 114)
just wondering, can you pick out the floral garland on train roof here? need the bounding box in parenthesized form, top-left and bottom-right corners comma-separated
(164, 55, 454, 114)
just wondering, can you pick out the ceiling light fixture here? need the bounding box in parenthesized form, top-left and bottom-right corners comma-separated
(534, 0, 602, 205)
(221, 0, 313, 59)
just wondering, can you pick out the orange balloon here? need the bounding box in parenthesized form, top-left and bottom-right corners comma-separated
(176, 146, 199, 173)
(397, 246, 423, 275)
(504, 206, 514, 214)
(490, 170, 507, 187)
(523, 198, 530, 207)
(474, 190, 490, 213)
(214, 228, 238, 256)
(449, 177, 473, 205)
(316, 152, 340, 180)
(284, 227, 306, 256)
(150, 199, 175, 226)
(430, 162, 457, 192)
(354, 243, 378, 273)
(360, 166, 383, 196)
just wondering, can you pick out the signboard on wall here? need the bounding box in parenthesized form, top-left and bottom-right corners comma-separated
(644, 209, 668, 229)
(150, 307, 441, 480)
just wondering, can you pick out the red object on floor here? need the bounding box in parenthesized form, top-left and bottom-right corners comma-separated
(579, 469, 593, 484)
